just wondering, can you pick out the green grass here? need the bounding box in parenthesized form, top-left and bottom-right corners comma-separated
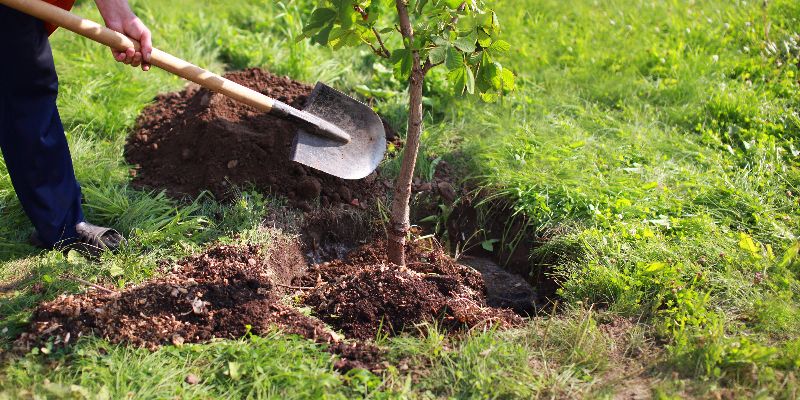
(2, 0, 800, 398)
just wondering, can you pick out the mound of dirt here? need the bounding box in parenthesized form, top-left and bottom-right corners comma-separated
(17, 239, 522, 370)
(16, 243, 336, 351)
(16, 241, 387, 371)
(300, 240, 524, 340)
(125, 68, 388, 206)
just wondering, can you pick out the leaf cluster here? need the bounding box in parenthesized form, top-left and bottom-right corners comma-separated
(301, 0, 515, 101)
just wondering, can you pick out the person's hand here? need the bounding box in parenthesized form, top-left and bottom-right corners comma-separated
(95, 0, 152, 71)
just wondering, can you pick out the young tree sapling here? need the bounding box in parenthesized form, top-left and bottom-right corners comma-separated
(302, 0, 515, 265)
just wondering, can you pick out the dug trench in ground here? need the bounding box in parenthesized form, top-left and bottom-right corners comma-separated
(440, 194, 563, 313)
(14, 68, 542, 372)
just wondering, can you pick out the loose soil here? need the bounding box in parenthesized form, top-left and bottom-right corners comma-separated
(125, 68, 391, 206)
(16, 241, 384, 371)
(16, 243, 337, 350)
(17, 239, 522, 371)
(298, 239, 524, 340)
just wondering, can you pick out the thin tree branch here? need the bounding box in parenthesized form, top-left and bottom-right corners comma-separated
(422, 60, 443, 74)
(451, 2, 467, 24)
(396, 0, 414, 45)
(62, 273, 116, 295)
(367, 41, 386, 59)
(372, 27, 391, 58)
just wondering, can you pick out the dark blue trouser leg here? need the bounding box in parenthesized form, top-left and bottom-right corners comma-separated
(0, 5, 84, 248)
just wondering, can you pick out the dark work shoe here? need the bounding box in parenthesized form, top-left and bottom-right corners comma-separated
(73, 222, 126, 257)
(29, 222, 126, 258)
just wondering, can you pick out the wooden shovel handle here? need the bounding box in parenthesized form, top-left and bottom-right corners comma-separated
(0, 0, 276, 112)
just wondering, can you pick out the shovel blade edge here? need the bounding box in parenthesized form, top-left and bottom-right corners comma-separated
(290, 83, 386, 180)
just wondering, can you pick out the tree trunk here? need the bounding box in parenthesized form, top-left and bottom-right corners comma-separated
(387, 68, 424, 266)
(387, 0, 423, 266)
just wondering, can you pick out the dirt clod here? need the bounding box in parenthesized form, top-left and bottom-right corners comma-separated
(125, 68, 386, 205)
(297, 177, 323, 200)
(437, 181, 457, 203)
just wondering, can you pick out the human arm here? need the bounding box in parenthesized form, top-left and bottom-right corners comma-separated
(94, 0, 151, 70)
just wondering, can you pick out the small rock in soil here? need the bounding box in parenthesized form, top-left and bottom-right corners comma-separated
(460, 256, 537, 315)
(437, 181, 457, 203)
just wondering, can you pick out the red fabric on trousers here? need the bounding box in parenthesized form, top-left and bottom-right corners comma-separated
(44, 0, 75, 35)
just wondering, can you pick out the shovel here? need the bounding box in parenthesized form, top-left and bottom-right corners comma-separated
(1, 0, 386, 180)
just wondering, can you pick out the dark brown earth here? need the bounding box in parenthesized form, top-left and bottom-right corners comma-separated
(16, 242, 336, 350)
(447, 195, 563, 306)
(17, 239, 523, 370)
(15, 241, 387, 371)
(299, 239, 524, 340)
(125, 68, 389, 206)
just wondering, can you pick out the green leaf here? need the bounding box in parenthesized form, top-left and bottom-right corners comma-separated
(311, 24, 333, 45)
(480, 92, 499, 103)
(389, 48, 408, 64)
(481, 239, 499, 252)
(304, 8, 336, 32)
(488, 11, 500, 34)
(390, 49, 412, 80)
(643, 262, 667, 275)
(67, 249, 84, 264)
(399, 51, 413, 79)
(454, 31, 477, 53)
(227, 361, 241, 381)
(337, 0, 358, 29)
(500, 67, 516, 90)
(465, 65, 475, 94)
(738, 232, 761, 258)
(489, 39, 510, 53)
(429, 46, 447, 65)
(778, 241, 800, 268)
(328, 27, 364, 49)
(448, 67, 466, 95)
(445, 46, 462, 70)
(477, 30, 492, 48)
(433, 35, 449, 47)
(445, 0, 463, 8)
(108, 265, 124, 277)
(477, 58, 502, 91)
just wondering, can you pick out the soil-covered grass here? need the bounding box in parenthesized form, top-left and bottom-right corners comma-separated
(1, 0, 799, 398)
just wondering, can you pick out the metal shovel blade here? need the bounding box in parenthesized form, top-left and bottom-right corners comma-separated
(290, 83, 386, 180)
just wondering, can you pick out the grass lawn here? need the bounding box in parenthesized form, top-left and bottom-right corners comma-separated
(2, 0, 800, 398)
